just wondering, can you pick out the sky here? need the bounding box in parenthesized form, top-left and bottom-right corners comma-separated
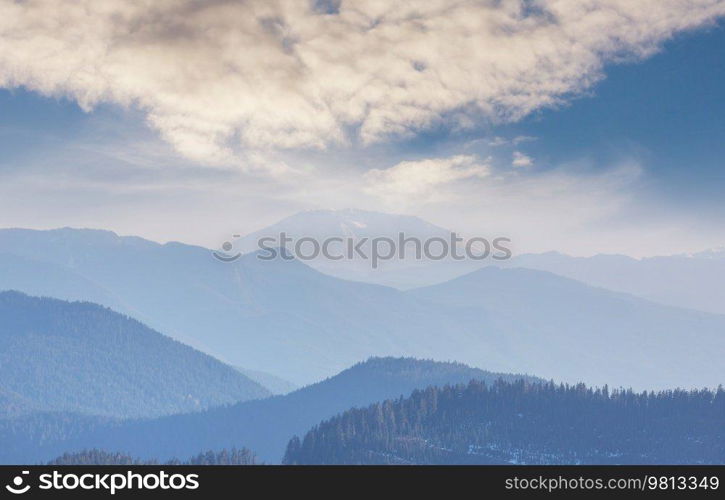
(0, 0, 724, 257)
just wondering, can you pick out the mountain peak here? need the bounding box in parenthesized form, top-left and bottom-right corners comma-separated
(690, 247, 725, 259)
(251, 209, 451, 238)
(0, 227, 160, 248)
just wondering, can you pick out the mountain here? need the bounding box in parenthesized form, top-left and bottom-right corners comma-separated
(0, 252, 126, 310)
(0, 291, 269, 419)
(284, 380, 725, 465)
(235, 368, 298, 395)
(239, 209, 449, 245)
(0, 227, 497, 385)
(233, 209, 485, 288)
(235, 211, 725, 310)
(1, 227, 725, 389)
(232, 210, 725, 314)
(0, 388, 39, 419)
(0, 227, 439, 384)
(48, 448, 257, 466)
(0, 412, 117, 465)
(692, 247, 725, 260)
(2, 358, 538, 464)
(408, 266, 725, 390)
(499, 251, 725, 315)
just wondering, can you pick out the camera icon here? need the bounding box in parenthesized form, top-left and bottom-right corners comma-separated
(5, 471, 31, 495)
(212, 235, 242, 262)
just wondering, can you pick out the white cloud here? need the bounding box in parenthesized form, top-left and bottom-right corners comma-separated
(4, 135, 725, 257)
(1, 0, 723, 168)
(365, 157, 659, 255)
(512, 136, 537, 145)
(364, 155, 490, 202)
(488, 136, 509, 147)
(512, 151, 534, 167)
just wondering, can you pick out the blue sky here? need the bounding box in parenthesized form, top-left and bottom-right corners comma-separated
(373, 22, 725, 209)
(515, 24, 725, 209)
(0, 1, 723, 256)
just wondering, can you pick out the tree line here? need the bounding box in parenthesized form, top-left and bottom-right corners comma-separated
(284, 379, 725, 464)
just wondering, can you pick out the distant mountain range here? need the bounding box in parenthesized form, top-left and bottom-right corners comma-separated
(233, 209, 484, 288)
(1, 212, 723, 467)
(499, 251, 725, 315)
(1, 358, 538, 464)
(232, 210, 725, 314)
(1, 225, 724, 389)
(0, 291, 269, 419)
(408, 266, 725, 390)
(285, 380, 725, 465)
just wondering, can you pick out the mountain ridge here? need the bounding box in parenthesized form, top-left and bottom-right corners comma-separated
(2, 226, 725, 389)
(0, 291, 270, 419)
(284, 380, 725, 465)
(4, 357, 539, 464)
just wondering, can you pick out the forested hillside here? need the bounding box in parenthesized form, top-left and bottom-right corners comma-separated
(0, 412, 116, 464)
(0, 357, 538, 464)
(49, 448, 257, 465)
(0, 291, 269, 419)
(284, 380, 725, 465)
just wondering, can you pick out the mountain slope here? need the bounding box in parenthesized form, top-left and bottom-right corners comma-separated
(0, 387, 39, 419)
(0, 227, 490, 384)
(233, 209, 484, 288)
(407, 266, 725, 390)
(6, 358, 538, 464)
(0, 291, 269, 419)
(235, 210, 725, 305)
(239, 209, 451, 244)
(235, 368, 298, 395)
(284, 380, 725, 465)
(2, 228, 725, 389)
(48, 448, 257, 466)
(0, 412, 115, 465)
(0, 252, 126, 310)
(500, 251, 725, 315)
(0, 228, 423, 383)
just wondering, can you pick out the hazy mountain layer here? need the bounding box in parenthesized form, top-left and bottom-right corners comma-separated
(499, 251, 725, 315)
(408, 266, 725, 390)
(1, 227, 724, 389)
(0, 292, 269, 419)
(2, 358, 537, 464)
(285, 380, 725, 465)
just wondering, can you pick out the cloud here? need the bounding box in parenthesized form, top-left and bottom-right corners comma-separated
(488, 135, 536, 148)
(512, 151, 534, 167)
(366, 157, 657, 255)
(0, 0, 723, 167)
(364, 154, 490, 202)
(512, 136, 537, 146)
(488, 136, 509, 147)
(436, 160, 655, 254)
